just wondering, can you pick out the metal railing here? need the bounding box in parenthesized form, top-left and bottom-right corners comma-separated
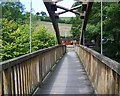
(0, 45, 66, 95)
(76, 45, 120, 94)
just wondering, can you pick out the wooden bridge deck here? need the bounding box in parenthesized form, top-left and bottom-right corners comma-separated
(35, 50, 95, 94)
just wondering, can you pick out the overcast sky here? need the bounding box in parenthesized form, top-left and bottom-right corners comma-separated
(20, 0, 76, 17)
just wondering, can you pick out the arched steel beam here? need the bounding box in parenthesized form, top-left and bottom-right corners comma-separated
(43, 2, 61, 44)
(80, 2, 93, 45)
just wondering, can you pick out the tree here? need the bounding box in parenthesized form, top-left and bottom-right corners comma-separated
(1, 2, 56, 61)
(40, 11, 47, 17)
(103, 3, 120, 62)
(2, 18, 30, 60)
(32, 25, 56, 51)
(70, 16, 81, 38)
(70, 2, 82, 38)
(36, 12, 40, 16)
(1, 2, 25, 24)
(2, 18, 56, 61)
(86, 2, 120, 62)
(70, 2, 120, 62)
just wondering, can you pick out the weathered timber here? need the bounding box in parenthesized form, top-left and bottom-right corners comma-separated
(35, 51, 94, 94)
(76, 45, 120, 94)
(0, 45, 66, 95)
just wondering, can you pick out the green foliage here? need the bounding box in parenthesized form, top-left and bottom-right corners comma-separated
(0, 40, 2, 61)
(86, 2, 120, 62)
(2, 18, 29, 60)
(32, 26, 55, 51)
(59, 17, 72, 24)
(40, 11, 47, 17)
(1, 2, 56, 61)
(2, 18, 56, 61)
(70, 2, 120, 62)
(40, 16, 51, 22)
(70, 2, 82, 38)
(40, 16, 72, 24)
(103, 3, 120, 62)
(70, 15, 81, 38)
(1, 2, 25, 23)
(60, 17, 71, 21)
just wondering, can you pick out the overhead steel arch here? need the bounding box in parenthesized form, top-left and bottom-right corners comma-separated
(43, 0, 93, 45)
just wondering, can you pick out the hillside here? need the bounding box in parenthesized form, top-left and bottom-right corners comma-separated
(60, 17, 71, 21)
(39, 21, 72, 36)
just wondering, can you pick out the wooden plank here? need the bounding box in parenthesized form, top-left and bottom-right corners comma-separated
(11, 67, 15, 94)
(15, 65, 19, 94)
(39, 55, 42, 85)
(28, 60, 31, 93)
(0, 71, 2, 95)
(14, 66, 18, 94)
(35, 51, 94, 94)
(16, 65, 20, 94)
(1, 45, 65, 70)
(1, 45, 66, 95)
(24, 62, 27, 94)
(3, 69, 12, 94)
(76, 45, 120, 94)
(79, 45, 120, 75)
(19, 64, 22, 94)
(25, 61, 28, 93)
(30, 59, 33, 92)
(25, 61, 29, 94)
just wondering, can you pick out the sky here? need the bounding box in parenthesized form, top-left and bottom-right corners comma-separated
(20, 0, 76, 17)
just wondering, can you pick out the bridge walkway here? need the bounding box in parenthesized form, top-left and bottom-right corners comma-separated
(35, 49, 95, 94)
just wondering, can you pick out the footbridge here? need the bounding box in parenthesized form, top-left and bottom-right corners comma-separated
(0, 0, 120, 95)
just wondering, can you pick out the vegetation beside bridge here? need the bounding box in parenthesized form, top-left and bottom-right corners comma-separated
(1, 2, 56, 61)
(70, 2, 120, 62)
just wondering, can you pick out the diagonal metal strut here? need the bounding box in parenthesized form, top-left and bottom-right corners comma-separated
(80, 2, 93, 45)
(44, 2, 61, 44)
(57, 5, 82, 15)
(56, 5, 81, 15)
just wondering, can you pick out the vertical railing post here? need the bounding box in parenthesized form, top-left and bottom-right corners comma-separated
(0, 71, 2, 95)
(3, 69, 12, 94)
(1, 45, 66, 95)
(39, 54, 42, 87)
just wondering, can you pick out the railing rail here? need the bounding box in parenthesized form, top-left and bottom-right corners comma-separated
(76, 45, 120, 94)
(0, 45, 66, 95)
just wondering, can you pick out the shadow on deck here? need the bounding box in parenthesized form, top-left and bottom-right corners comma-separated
(35, 49, 95, 94)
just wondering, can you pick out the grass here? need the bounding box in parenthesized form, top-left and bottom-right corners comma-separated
(39, 21, 72, 36)
(60, 17, 71, 21)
